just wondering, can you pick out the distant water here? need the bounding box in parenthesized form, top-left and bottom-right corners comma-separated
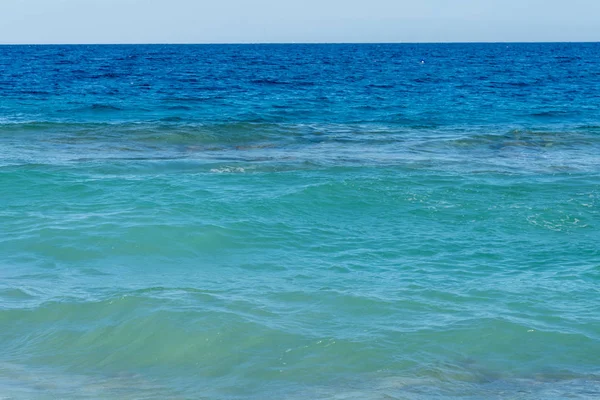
(1, 43, 599, 399)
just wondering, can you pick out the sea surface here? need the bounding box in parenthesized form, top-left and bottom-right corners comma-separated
(1, 43, 599, 399)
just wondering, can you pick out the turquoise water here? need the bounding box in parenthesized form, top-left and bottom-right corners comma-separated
(1, 44, 600, 399)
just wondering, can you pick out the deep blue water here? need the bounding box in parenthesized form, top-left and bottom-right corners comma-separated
(1, 43, 599, 399)
(2, 43, 599, 126)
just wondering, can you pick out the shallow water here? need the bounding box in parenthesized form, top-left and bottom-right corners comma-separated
(1, 43, 599, 399)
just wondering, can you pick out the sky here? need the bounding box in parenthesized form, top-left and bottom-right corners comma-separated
(0, 0, 599, 44)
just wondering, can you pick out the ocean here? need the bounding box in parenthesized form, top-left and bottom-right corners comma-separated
(0, 43, 599, 399)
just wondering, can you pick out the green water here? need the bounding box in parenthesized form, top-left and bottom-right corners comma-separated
(1, 152, 599, 398)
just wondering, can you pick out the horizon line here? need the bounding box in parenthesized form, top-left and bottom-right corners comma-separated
(0, 40, 599, 46)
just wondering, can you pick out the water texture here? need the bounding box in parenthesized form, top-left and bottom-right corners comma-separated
(0, 43, 599, 399)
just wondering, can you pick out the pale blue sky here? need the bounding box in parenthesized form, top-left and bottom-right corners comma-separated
(1, 0, 599, 44)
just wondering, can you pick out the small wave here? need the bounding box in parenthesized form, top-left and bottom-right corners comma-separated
(367, 83, 395, 89)
(210, 166, 247, 174)
(90, 104, 122, 111)
(293, 81, 316, 87)
(0, 288, 36, 300)
(488, 81, 531, 88)
(413, 77, 444, 84)
(53, 104, 125, 114)
(0, 121, 119, 129)
(251, 78, 291, 85)
(577, 125, 600, 130)
(18, 90, 52, 96)
(526, 214, 590, 232)
(529, 111, 579, 118)
(162, 97, 212, 104)
(176, 77, 199, 83)
(195, 85, 226, 91)
(94, 72, 122, 79)
(160, 116, 185, 122)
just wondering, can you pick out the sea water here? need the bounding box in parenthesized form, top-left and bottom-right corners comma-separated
(0, 43, 599, 399)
